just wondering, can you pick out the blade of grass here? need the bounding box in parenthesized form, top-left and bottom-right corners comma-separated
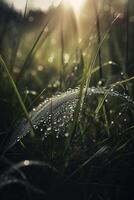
(0, 55, 35, 137)
(85, 14, 120, 93)
(24, 0, 29, 19)
(103, 104, 110, 137)
(10, 0, 29, 74)
(95, 91, 111, 136)
(60, 10, 65, 91)
(125, 0, 129, 75)
(16, 21, 50, 83)
(64, 15, 120, 157)
(95, 92, 109, 115)
(64, 146, 108, 183)
(92, 61, 119, 74)
(111, 76, 134, 87)
(28, 88, 46, 109)
(92, 0, 103, 80)
(17, 3, 62, 83)
(63, 15, 120, 157)
(63, 52, 86, 154)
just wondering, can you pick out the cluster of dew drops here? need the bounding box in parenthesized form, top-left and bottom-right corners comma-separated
(32, 97, 78, 142)
(17, 86, 134, 144)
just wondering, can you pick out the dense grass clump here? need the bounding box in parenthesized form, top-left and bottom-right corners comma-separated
(0, 0, 134, 199)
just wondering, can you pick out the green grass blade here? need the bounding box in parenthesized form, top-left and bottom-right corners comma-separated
(0, 55, 35, 137)
(92, 0, 103, 79)
(95, 92, 109, 115)
(111, 76, 134, 87)
(24, 0, 29, 18)
(85, 14, 120, 92)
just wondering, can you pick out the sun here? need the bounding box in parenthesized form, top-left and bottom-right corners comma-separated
(63, 0, 85, 13)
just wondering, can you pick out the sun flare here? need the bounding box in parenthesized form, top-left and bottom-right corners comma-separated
(63, 0, 85, 12)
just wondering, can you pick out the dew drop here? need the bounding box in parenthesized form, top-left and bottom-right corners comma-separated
(40, 128, 43, 132)
(47, 127, 52, 131)
(105, 99, 108, 103)
(111, 121, 114, 125)
(121, 72, 124, 76)
(56, 135, 59, 139)
(17, 137, 20, 142)
(24, 160, 30, 166)
(65, 133, 69, 138)
(110, 110, 113, 114)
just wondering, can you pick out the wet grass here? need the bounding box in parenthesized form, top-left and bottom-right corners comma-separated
(0, 0, 134, 199)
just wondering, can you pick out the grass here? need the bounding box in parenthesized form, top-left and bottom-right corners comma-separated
(0, 55, 35, 138)
(0, 0, 134, 199)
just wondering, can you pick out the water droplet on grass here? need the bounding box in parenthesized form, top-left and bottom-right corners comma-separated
(65, 133, 69, 138)
(111, 121, 114, 125)
(7, 86, 134, 152)
(24, 160, 30, 166)
(47, 127, 52, 131)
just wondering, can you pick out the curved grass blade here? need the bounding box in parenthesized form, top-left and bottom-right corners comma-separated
(0, 177, 46, 196)
(5, 160, 59, 176)
(0, 55, 35, 138)
(92, 61, 119, 74)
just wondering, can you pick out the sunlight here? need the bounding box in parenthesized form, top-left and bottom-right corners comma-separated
(6, 0, 85, 13)
(63, 0, 85, 13)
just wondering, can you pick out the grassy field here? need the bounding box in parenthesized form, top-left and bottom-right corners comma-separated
(0, 0, 134, 199)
